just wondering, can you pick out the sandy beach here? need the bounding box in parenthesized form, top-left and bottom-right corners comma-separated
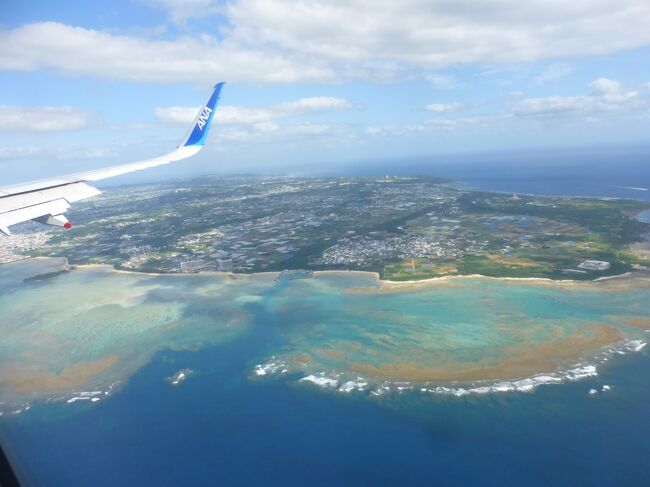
(65, 260, 650, 295)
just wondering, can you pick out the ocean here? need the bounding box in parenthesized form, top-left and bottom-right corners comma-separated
(3, 345, 649, 486)
(324, 146, 650, 201)
(0, 261, 649, 486)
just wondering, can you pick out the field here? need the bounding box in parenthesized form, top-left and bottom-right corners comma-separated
(7, 175, 650, 280)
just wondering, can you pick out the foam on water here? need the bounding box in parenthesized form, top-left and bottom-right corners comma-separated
(626, 340, 647, 352)
(299, 374, 340, 388)
(253, 358, 289, 376)
(252, 337, 648, 397)
(367, 363, 598, 397)
(339, 378, 369, 393)
(166, 369, 193, 386)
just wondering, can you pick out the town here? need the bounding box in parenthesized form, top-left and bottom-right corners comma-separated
(1, 175, 648, 280)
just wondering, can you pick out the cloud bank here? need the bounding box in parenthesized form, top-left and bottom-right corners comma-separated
(514, 78, 640, 117)
(424, 103, 462, 113)
(0, 106, 89, 132)
(155, 96, 352, 125)
(1, 1, 649, 84)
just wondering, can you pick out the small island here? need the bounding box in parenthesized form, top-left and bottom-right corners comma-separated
(165, 369, 193, 386)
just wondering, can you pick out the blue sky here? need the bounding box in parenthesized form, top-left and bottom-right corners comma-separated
(1, 0, 649, 184)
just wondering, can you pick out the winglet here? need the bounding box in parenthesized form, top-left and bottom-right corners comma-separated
(179, 82, 224, 148)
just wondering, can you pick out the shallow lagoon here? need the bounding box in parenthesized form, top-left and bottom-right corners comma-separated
(0, 259, 648, 409)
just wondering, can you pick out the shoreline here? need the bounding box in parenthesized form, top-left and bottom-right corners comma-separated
(381, 270, 649, 287)
(16, 257, 649, 289)
(79, 263, 650, 288)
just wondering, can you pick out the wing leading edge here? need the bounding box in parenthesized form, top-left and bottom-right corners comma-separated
(0, 82, 224, 235)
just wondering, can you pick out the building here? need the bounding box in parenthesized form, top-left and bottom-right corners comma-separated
(577, 260, 610, 271)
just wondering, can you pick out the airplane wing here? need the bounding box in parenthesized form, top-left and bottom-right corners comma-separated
(0, 82, 224, 235)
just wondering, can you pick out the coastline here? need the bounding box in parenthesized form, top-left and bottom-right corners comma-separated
(381, 271, 650, 288)
(26, 258, 650, 291)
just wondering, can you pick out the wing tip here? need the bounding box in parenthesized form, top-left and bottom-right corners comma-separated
(180, 82, 224, 148)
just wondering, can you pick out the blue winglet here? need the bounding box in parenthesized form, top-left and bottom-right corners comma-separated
(181, 82, 224, 147)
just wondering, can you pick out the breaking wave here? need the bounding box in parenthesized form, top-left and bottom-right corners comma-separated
(0, 382, 120, 418)
(252, 338, 647, 397)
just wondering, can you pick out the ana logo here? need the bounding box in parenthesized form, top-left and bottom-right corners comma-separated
(197, 106, 213, 130)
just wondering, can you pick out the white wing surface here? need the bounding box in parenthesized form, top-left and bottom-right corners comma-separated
(0, 82, 224, 235)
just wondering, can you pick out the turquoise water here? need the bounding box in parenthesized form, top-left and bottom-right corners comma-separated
(262, 275, 643, 376)
(0, 260, 649, 485)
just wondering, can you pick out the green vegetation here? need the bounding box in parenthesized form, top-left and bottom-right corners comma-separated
(459, 192, 648, 245)
(14, 175, 650, 281)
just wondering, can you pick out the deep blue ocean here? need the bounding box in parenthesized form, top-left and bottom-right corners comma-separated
(324, 145, 650, 201)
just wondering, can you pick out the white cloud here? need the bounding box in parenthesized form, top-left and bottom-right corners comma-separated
(426, 114, 510, 130)
(211, 121, 342, 144)
(2, 1, 650, 84)
(535, 63, 573, 84)
(226, 0, 650, 71)
(424, 103, 462, 113)
(155, 96, 351, 145)
(0, 22, 335, 84)
(216, 106, 274, 125)
(155, 97, 352, 125)
(514, 96, 591, 116)
(513, 78, 640, 117)
(275, 97, 352, 114)
(589, 77, 625, 95)
(0, 105, 89, 132)
(364, 79, 647, 136)
(155, 105, 276, 125)
(154, 106, 201, 125)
